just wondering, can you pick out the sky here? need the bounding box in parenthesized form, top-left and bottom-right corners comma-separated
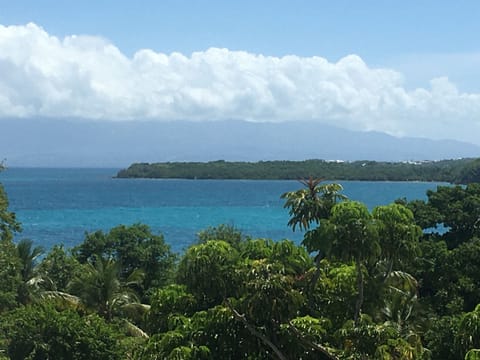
(1, 1, 480, 144)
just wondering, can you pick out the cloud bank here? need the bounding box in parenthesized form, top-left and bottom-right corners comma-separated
(1, 23, 480, 143)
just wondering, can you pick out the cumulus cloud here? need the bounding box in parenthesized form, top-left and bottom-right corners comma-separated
(1, 23, 480, 143)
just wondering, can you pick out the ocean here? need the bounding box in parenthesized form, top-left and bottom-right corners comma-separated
(0, 168, 445, 253)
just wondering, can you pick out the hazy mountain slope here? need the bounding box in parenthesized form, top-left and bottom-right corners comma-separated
(1, 119, 479, 167)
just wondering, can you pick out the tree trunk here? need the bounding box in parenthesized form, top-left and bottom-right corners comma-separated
(354, 257, 364, 327)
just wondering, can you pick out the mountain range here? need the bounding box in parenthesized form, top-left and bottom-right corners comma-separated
(1, 119, 479, 167)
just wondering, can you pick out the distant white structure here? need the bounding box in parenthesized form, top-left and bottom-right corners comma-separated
(325, 159, 345, 163)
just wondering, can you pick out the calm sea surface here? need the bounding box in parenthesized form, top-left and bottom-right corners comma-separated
(0, 168, 446, 253)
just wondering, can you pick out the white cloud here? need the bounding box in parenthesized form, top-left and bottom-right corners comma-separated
(1, 23, 480, 144)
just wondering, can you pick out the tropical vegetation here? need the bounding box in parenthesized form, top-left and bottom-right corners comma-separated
(117, 158, 480, 184)
(1, 172, 480, 359)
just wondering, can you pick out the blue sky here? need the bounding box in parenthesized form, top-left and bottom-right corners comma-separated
(2, 1, 479, 60)
(0, 1, 480, 144)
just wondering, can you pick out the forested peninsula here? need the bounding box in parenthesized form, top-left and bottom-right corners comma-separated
(117, 158, 480, 184)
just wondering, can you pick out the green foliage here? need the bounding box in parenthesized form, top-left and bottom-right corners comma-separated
(381, 271, 419, 322)
(117, 158, 479, 183)
(282, 179, 346, 231)
(68, 255, 141, 320)
(312, 261, 358, 327)
(278, 315, 334, 359)
(408, 238, 480, 315)
(423, 315, 460, 360)
(336, 315, 384, 358)
(147, 239, 321, 359)
(284, 181, 426, 353)
(73, 224, 176, 297)
(0, 187, 23, 311)
(336, 314, 429, 359)
(0, 184, 21, 242)
(374, 336, 428, 360)
(16, 239, 44, 282)
(146, 284, 197, 334)
(176, 240, 239, 309)
(38, 245, 81, 291)
(1, 304, 122, 360)
(321, 201, 380, 325)
(457, 158, 480, 184)
(3, 175, 480, 358)
(466, 349, 480, 360)
(449, 239, 480, 311)
(239, 238, 274, 260)
(456, 304, 480, 358)
(288, 313, 331, 340)
(197, 224, 245, 248)
(189, 305, 251, 359)
(139, 331, 211, 360)
(236, 239, 312, 328)
(373, 204, 421, 273)
(327, 201, 380, 263)
(399, 198, 442, 235)
(0, 238, 21, 312)
(241, 259, 304, 326)
(15, 238, 45, 305)
(424, 184, 480, 246)
(270, 239, 313, 274)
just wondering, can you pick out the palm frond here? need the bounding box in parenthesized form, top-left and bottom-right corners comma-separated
(40, 290, 83, 310)
(121, 319, 149, 338)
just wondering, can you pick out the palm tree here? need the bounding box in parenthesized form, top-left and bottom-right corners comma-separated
(16, 239, 44, 281)
(282, 178, 347, 301)
(68, 255, 143, 321)
(382, 272, 421, 332)
(282, 177, 346, 232)
(371, 267, 429, 359)
(16, 238, 44, 304)
(40, 255, 149, 341)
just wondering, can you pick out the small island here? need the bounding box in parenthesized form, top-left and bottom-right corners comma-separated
(116, 158, 480, 184)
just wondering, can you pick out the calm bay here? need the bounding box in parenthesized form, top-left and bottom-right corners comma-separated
(0, 168, 446, 253)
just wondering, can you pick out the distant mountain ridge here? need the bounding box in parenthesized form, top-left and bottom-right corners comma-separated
(1, 119, 479, 167)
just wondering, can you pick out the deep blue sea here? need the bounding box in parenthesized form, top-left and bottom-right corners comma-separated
(0, 168, 445, 253)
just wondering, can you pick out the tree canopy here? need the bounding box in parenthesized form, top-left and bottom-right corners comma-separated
(1, 177, 480, 359)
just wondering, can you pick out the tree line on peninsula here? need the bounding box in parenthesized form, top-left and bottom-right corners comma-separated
(116, 158, 480, 184)
(2, 176, 480, 358)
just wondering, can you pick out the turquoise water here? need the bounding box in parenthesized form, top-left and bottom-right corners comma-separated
(0, 168, 445, 253)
